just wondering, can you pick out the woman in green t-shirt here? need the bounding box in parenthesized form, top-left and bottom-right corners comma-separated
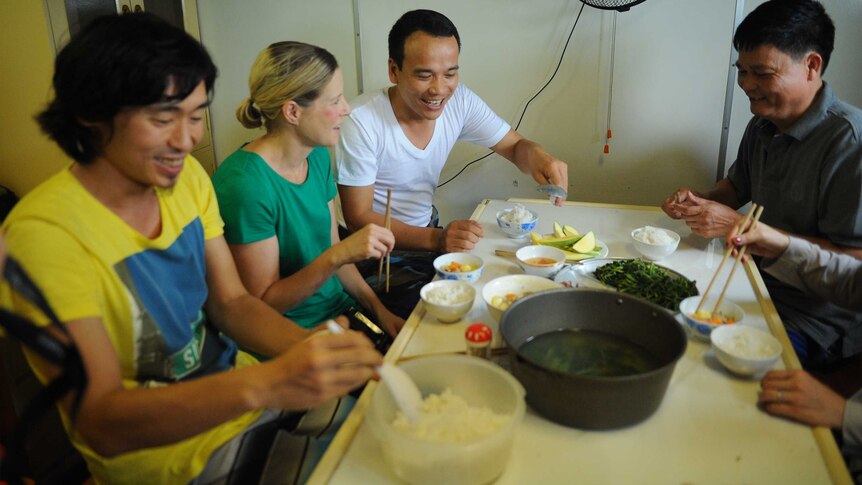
(213, 42, 404, 337)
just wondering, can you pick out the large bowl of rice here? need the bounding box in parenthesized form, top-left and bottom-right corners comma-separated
(420, 280, 476, 323)
(366, 355, 525, 485)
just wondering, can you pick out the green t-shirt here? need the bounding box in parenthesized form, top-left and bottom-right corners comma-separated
(213, 146, 354, 328)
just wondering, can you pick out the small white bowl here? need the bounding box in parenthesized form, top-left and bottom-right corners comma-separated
(420, 280, 476, 323)
(496, 208, 538, 239)
(433, 253, 484, 283)
(515, 245, 566, 278)
(631, 226, 680, 261)
(481, 274, 563, 322)
(678, 295, 745, 341)
(711, 325, 783, 378)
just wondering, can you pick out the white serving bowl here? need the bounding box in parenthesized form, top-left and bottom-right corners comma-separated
(515, 245, 566, 278)
(678, 295, 745, 342)
(711, 325, 783, 378)
(420, 280, 476, 323)
(496, 208, 538, 239)
(631, 226, 680, 261)
(481, 274, 563, 322)
(433, 253, 485, 283)
(366, 355, 526, 485)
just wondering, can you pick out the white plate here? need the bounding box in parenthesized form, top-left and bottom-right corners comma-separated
(593, 239, 609, 259)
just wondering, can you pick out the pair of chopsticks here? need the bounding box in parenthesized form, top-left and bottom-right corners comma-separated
(695, 203, 764, 316)
(377, 188, 392, 293)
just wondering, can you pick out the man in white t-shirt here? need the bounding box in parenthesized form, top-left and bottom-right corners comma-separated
(336, 9, 569, 253)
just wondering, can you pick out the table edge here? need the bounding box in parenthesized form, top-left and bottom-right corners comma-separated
(745, 260, 852, 485)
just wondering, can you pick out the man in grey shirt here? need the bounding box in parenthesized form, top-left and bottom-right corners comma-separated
(662, 0, 862, 367)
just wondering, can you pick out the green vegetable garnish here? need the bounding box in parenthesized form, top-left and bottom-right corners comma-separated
(593, 259, 698, 310)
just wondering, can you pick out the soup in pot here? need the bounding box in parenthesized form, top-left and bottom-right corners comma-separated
(519, 328, 660, 377)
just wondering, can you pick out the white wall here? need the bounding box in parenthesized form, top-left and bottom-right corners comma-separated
(198, 0, 862, 225)
(197, 0, 359, 159)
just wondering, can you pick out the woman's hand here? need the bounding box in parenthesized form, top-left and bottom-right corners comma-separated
(726, 220, 790, 259)
(759, 369, 846, 428)
(329, 223, 394, 266)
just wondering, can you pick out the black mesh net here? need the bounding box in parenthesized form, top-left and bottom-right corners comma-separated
(580, 0, 647, 11)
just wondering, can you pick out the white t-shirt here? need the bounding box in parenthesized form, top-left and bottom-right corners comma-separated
(335, 84, 510, 227)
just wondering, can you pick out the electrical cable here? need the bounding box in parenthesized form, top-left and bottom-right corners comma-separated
(603, 10, 617, 154)
(437, 1, 586, 188)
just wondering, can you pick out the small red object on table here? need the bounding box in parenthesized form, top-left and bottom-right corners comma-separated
(465, 322, 492, 359)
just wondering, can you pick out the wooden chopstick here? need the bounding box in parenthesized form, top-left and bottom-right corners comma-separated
(694, 203, 759, 314)
(711, 204, 764, 314)
(377, 188, 393, 292)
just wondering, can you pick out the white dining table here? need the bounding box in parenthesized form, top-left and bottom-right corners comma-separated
(308, 199, 850, 485)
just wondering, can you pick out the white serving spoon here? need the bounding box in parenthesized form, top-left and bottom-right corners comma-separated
(325, 321, 423, 422)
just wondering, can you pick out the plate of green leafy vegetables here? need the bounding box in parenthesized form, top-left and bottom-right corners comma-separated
(554, 257, 698, 311)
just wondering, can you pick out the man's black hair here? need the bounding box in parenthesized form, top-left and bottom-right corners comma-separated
(36, 12, 217, 164)
(733, 0, 834, 74)
(388, 9, 461, 69)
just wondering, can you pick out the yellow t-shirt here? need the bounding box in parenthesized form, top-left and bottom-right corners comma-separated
(1, 158, 262, 484)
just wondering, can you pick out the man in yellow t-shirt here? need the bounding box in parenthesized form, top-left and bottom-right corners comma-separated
(1, 13, 382, 484)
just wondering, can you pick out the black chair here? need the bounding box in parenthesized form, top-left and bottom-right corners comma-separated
(0, 337, 90, 484)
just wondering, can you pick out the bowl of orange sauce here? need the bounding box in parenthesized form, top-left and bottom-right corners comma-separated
(515, 245, 566, 278)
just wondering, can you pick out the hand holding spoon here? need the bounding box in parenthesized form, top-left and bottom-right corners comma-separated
(325, 320, 422, 422)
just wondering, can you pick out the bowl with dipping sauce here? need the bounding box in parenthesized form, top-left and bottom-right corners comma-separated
(433, 253, 485, 283)
(631, 226, 680, 261)
(481, 274, 563, 322)
(366, 355, 526, 485)
(500, 288, 687, 429)
(515, 245, 566, 278)
(678, 295, 745, 342)
(420, 280, 476, 323)
(711, 325, 782, 378)
(496, 205, 538, 239)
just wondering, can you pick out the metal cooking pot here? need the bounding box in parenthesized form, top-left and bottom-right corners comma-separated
(500, 288, 687, 430)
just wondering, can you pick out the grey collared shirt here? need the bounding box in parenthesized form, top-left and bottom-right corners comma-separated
(727, 82, 862, 358)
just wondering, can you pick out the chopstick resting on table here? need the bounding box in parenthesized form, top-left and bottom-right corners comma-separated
(695, 203, 764, 316)
(377, 188, 392, 293)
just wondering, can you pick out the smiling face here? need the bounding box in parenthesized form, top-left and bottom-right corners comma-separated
(96, 80, 209, 190)
(295, 68, 351, 147)
(735, 44, 822, 131)
(388, 31, 459, 122)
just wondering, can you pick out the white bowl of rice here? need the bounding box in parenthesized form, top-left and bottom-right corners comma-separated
(631, 226, 680, 261)
(710, 325, 782, 378)
(420, 280, 476, 323)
